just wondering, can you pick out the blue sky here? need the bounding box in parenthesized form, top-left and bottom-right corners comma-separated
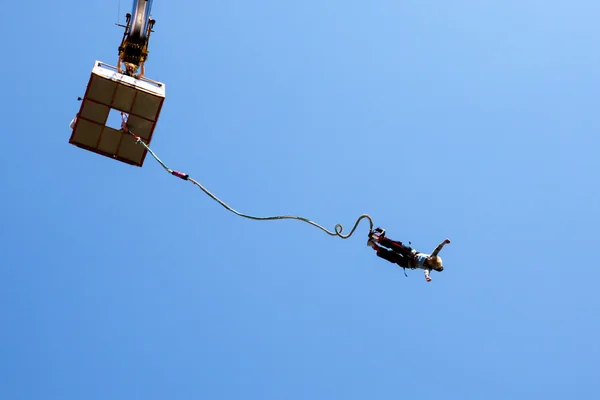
(1, 0, 599, 398)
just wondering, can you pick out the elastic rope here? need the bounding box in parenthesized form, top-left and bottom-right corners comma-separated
(121, 117, 373, 239)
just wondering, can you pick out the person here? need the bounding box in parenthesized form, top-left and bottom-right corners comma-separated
(367, 228, 450, 282)
(117, 56, 145, 79)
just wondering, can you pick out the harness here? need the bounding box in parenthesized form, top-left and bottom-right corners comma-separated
(392, 245, 419, 277)
(402, 253, 420, 277)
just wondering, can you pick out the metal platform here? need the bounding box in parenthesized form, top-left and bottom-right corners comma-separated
(69, 61, 166, 167)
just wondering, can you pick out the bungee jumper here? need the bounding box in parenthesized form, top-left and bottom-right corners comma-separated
(367, 228, 450, 282)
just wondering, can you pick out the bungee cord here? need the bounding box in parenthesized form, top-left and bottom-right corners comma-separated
(121, 113, 374, 239)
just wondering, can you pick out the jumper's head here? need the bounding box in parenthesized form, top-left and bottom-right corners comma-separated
(125, 63, 137, 75)
(428, 256, 444, 272)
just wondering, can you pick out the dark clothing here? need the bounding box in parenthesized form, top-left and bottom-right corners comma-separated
(375, 247, 411, 269)
(378, 237, 414, 257)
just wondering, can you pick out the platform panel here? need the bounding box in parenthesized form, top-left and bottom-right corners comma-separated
(96, 127, 122, 155)
(112, 84, 137, 112)
(79, 100, 110, 125)
(126, 114, 154, 140)
(71, 119, 102, 148)
(86, 77, 118, 105)
(131, 92, 163, 122)
(117, 134, 146, 163)
(68, 60, 166, 167)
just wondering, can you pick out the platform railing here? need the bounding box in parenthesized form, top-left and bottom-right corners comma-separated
(96, 61, 164, 88)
